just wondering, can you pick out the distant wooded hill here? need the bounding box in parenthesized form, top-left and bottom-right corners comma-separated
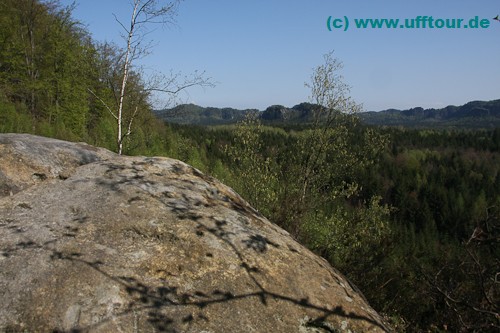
(155, 99, 500, 128)
(154, 103, 320, 126)
(361, 100, 500, 128)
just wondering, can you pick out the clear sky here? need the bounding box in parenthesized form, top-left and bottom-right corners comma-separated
(60, 0, 500, 111)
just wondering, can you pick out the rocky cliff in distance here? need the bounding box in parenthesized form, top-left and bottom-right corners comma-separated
(0, 134, 390, 332)
(156, 99, 500, 128)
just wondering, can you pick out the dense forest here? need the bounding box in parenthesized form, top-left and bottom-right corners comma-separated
(173, 124, 500, 332)
(0, 1, 498, 332)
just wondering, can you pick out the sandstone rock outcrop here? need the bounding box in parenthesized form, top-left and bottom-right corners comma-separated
(0, 134, 390, 332)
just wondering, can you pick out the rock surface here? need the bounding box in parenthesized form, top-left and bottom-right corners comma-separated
(0, 134, 390, 332)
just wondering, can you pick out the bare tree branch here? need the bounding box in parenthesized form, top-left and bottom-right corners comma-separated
(144, 69, 214, 108)
(87, 88, 118, 120)
(112, 13, 128, 33)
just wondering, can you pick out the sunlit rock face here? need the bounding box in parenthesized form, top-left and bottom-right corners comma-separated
(0, 134, 390, 332)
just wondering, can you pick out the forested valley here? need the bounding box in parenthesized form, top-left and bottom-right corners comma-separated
(172, 123, 500, 332)
(1, 1, 498, 332)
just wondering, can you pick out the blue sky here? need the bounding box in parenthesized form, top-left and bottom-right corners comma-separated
(61, 0, 500, 111)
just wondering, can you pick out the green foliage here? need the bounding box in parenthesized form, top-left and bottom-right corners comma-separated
(224, 114, 280, 217)
(303, 196, 392, 268)
(0, 97, 33, 133)
(358, 128, 500, 331)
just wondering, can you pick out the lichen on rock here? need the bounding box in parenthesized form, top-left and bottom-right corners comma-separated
(0, 134, 390, 332)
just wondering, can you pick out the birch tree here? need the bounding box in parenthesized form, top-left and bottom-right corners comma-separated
(267, 52, 388, 237)
(93, 0, 212, 154)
